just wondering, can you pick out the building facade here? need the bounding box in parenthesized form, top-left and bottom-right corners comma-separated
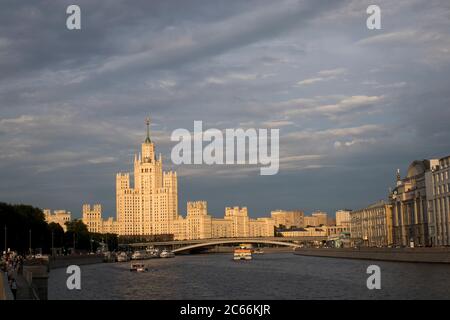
(279, 227, 327, 237)
(172, 204, 274, 240)
(304, 216, 319, 227)
(82, 204, 118, 234)
(312, 211, 328, 226)
(391, 160, 438, 247)
(335, 210, 351, 227)
(428, 155, 450, 246)
(271, 210, 304, 229)
(44, 209, 71, 231)
(350, 201, 393, 247)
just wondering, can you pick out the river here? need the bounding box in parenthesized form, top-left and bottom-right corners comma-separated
(48, 253, 450, 299)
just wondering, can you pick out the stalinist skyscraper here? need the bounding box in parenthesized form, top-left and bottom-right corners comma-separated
(115, 118, 178, 236)
(82, 118, 274, 239)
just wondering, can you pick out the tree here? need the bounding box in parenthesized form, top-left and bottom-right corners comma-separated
(64, 219, 90, 252)
(0, 202, 50, 254)
(48, 222, 65, 249)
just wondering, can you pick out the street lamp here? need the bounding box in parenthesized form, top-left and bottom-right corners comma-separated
(51, 230, 54, 257)
(4, 225, 6, 254)
(29, 229, 32, 255)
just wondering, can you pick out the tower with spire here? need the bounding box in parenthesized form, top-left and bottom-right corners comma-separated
(116, 117, 178, 236)
(396, 168, 402, 186)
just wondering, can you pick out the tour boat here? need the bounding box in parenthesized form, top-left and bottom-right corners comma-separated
(130, 262, 148, 272)
(233, 247, 252, 260)
(159, 249, 175, 258)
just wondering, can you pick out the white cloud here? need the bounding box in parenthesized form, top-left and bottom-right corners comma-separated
(296, 68, 347, 86)
(284, 95, 384, 118)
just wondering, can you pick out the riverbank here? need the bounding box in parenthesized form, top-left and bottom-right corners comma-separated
(49, 255, 103, 269)
(294, 247, 450, 263)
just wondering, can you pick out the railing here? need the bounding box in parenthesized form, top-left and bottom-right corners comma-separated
(23, 270, 40, 300)
(0, 272, 14, 300)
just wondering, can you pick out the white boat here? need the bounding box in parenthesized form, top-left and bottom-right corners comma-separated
(131, 250, 149, 260)
(159, 249, 175, 258)
(130, 262, 148, 272)
(146, 248, 159, 258)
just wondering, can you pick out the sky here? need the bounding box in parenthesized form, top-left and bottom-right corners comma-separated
(1, 0, 450, 219)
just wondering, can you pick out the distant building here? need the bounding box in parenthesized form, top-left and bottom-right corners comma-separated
(391, 159, 438, 247)
(304, 216, 319, 227)
(82, 204, 118, 234)
(270, 210, 304, 229)
(173, 204, 274, 240)
(312, 211, 328, 226)
(44, 209, 71, 232)
(279, 227, 327, 237)
(350, 200, 393, 247)
(335, 210, 352, 227)
(325, 225, 350, 237)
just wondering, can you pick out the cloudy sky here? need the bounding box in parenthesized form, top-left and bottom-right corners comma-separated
(1, 0, 450, 219)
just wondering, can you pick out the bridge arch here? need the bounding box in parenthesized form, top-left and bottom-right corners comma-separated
(172, 239, 301, 254)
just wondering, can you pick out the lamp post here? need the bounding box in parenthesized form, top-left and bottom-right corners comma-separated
(73, 233, 76, 253)
(4, 225, 6, 254)
(51, 230, 54, 257)
(29, 229, 32, 255)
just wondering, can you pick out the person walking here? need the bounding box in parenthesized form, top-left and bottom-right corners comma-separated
(11, 278, 17, 299)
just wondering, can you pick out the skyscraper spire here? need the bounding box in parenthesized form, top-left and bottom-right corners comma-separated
(145, 117, 151, 143)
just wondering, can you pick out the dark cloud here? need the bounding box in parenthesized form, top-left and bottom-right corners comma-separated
(1, 0, 449, 218)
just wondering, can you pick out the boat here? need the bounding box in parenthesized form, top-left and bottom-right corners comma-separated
(234, 246, 252, 261)
(159, 249, 175, 258)
(146, 248, 159, 258)
(130, 262, 148, 272)
(253, 248, 264, 254)
(131, 250, 149, 260)
(117, 252, 130, 262)
(102, 251, 116, 263)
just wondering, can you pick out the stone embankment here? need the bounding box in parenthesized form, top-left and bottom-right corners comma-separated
(294, 247, 450, 263)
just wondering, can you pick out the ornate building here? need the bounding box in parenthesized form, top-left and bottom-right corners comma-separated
(391, 160, 437, 247)
(115, 118, 178, 236)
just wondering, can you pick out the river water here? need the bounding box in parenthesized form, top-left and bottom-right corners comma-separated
(48, 253, 450, 299)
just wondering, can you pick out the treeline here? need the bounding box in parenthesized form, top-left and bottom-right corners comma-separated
(0, 202, 118, 254)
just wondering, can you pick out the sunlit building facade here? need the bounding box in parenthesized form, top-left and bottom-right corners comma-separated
(271, 210, 304, 229)
(44, 209, 71, 232)
(350, 200, 393, 247)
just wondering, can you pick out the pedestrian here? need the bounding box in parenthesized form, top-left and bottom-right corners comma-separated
(11, 279, 17, 299)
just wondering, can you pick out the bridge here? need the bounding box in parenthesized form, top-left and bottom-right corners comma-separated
(123, 236, 327, 254)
